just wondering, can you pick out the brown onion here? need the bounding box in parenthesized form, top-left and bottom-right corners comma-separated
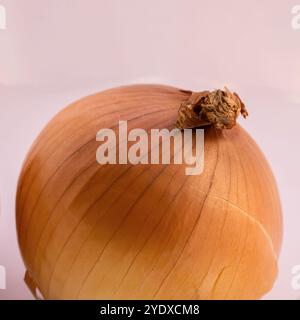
(16, 84, 282, 300)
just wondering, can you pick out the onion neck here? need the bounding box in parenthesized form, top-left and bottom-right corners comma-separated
(176, 87, 248, 130)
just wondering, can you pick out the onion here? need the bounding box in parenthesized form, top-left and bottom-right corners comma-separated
(16, 84, 282, 300)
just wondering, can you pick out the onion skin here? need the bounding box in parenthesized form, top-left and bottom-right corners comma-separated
(16, 84, 282, 300)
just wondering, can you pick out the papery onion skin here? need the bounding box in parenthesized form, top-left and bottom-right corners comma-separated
(16, 84, 282, 300)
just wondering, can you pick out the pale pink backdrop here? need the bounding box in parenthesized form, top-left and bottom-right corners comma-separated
(0, 0, 300, 299)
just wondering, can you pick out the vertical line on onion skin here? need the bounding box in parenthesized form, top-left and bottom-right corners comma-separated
(75, 165, 170, 299)
(18, 107, 172, 254)
(20, 110, 173, 277)
(152, 128, 220, 299)
(41, 117, 175, 296)
(17, 89, 185, 230)
(113, 170, 190, 299)
(222, 136, 251, 299)
(73, 124, 180, 299)
(47, 165, 144, 298)
(196, 132, 233, 300)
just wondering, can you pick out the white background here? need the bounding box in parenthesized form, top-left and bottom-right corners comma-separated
(0, 0, 300, 299)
